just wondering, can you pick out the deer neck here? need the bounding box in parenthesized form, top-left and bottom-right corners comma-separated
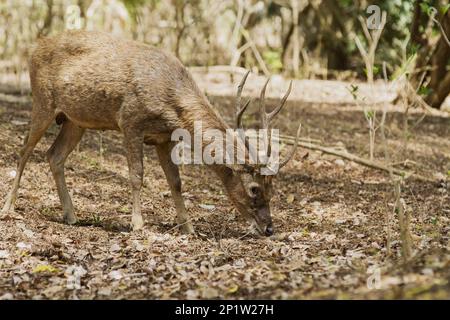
(178, 96, 246, 190)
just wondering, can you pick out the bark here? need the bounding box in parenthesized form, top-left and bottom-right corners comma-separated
(291, 0, 300, 77)
(37, 0, 54, 38)
(425, 11, 450, 108)
(410, 0, 427, 47)
(78, 0, 92, 28)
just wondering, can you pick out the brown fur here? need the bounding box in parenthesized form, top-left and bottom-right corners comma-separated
(2, 31, 274, 235)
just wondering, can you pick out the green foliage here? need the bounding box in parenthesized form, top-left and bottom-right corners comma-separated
(442, 4, 450, 15)
(418, 85, 432, 96)
(263, 50, 283, 73)
(348, 84, 359, 100)
(364, 65, 380, 77)
(121, 0, 159, 22)
(392, 53, 417, 80)
(419, 2, 431, 14)
(364, 110, 375, 120)
(371, 0, 415, 72)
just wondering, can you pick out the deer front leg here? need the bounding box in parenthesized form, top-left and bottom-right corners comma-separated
(156, 143, 194, 234)
(123, 132, 145, 231)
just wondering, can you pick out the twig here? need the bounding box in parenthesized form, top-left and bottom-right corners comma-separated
(240, 28, 270, 76)
(164, 218, 194, 234)
(429, 8, 450, 49)
(280, 136, 435, 182)
(96, 174, 117, 182)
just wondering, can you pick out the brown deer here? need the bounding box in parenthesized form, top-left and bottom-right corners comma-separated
(1, 31, 300, 236)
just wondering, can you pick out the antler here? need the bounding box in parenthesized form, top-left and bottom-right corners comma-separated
(258, 78, 301, 169)
(235, 70, 251, 129)
(279, 123, 301, 169)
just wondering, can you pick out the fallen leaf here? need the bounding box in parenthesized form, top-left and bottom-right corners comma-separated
(98, 287, 112, 296)
(199, 204, 215, 211)
(0, 250, 9, 259)
(8, 170, 17, 179)
(43, 285, 63, 297)
(201, 287, 219, 299)
(227, 284, 239, 294)
(110, 243, 121, 253)
(33, 264, 59, 274)
(287, 194, 295, 204)
(0, 293, 13, 300)
(16, 242, 31, 250)
(108, 270, 123, 280)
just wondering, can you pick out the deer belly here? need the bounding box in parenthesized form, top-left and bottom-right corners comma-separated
(55, 99, 121, 130)
(54, 86, 122, 130)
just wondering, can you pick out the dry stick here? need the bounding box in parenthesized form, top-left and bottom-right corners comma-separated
(354, 11, 387, 161)
(429, 7, 450, 49)
(279, 136, 435, 183)
(355, 11, 387, 84)
(164, 218, 194, 235)
(240, 28, 271, 76)
(230, 42, 252, 67)
(291, 0, 301, 77)
(229, 0, 245, 64)
(379, 63, 393, 256)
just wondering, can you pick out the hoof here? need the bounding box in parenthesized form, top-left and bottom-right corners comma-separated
(132, 215, 144, 231)
(64, 214, 78, 225)
(180, 222, 195, 235)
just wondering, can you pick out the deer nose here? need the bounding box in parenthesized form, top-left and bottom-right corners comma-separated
(265, 225, 274, 236)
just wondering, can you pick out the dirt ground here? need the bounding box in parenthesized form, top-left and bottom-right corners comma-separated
(0, 90, 449, 299)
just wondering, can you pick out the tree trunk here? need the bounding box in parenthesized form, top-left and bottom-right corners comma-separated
(37, 0, 54, 38)
(291, 0, 300, 77)
(425, 11, 450, 108)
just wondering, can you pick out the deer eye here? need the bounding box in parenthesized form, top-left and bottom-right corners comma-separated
(247, 183, 261, 198)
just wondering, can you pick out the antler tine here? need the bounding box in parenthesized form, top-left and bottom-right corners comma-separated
(259, 77, 271, 130)
(267, 81, 293, 123)
(236, 99, 251, 128)
(279, 123, 302, 169)
(235, 70, 251, 129)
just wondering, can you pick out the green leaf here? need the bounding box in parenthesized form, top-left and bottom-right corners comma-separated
(33, 264, 59, 273)
(364, 110, 375, 119)
(263, 50, 283, 72)
(373, 65, 380, 75)
(419, 2, 430, 14)
(227, 284, 239, 294)
(347, 84, 359, 100)
(431, 217, 438, 225)
(441, 4, 450, 14)
(418, 86, 431, 96)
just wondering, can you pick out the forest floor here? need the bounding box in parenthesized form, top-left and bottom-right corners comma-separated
(0, 81, 449, 299)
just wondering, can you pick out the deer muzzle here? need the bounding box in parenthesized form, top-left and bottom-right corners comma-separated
(255, 207, 273, 237)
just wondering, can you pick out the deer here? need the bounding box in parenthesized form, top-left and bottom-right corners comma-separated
(1, 31, 300, 236)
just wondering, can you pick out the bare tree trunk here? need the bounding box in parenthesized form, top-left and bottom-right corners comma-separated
(425, 10, 450, 108)
(291, 0, 300, 77)
(173, 0, 186, 60)
(37, 0, 54, 38)
(78, 0, 92, 29)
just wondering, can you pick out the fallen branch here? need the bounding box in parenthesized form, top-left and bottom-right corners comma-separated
(280, 136, 436, 182)
(188, 65, 249, 75)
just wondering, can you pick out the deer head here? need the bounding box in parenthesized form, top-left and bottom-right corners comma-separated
(223, 71, 301, 236)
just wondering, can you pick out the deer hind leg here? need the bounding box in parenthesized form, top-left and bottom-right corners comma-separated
(123, 131, 145, 231)
(46, 120, 85, 225)
(2, 109, 54, 214)
(156, 142, 194, 234)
